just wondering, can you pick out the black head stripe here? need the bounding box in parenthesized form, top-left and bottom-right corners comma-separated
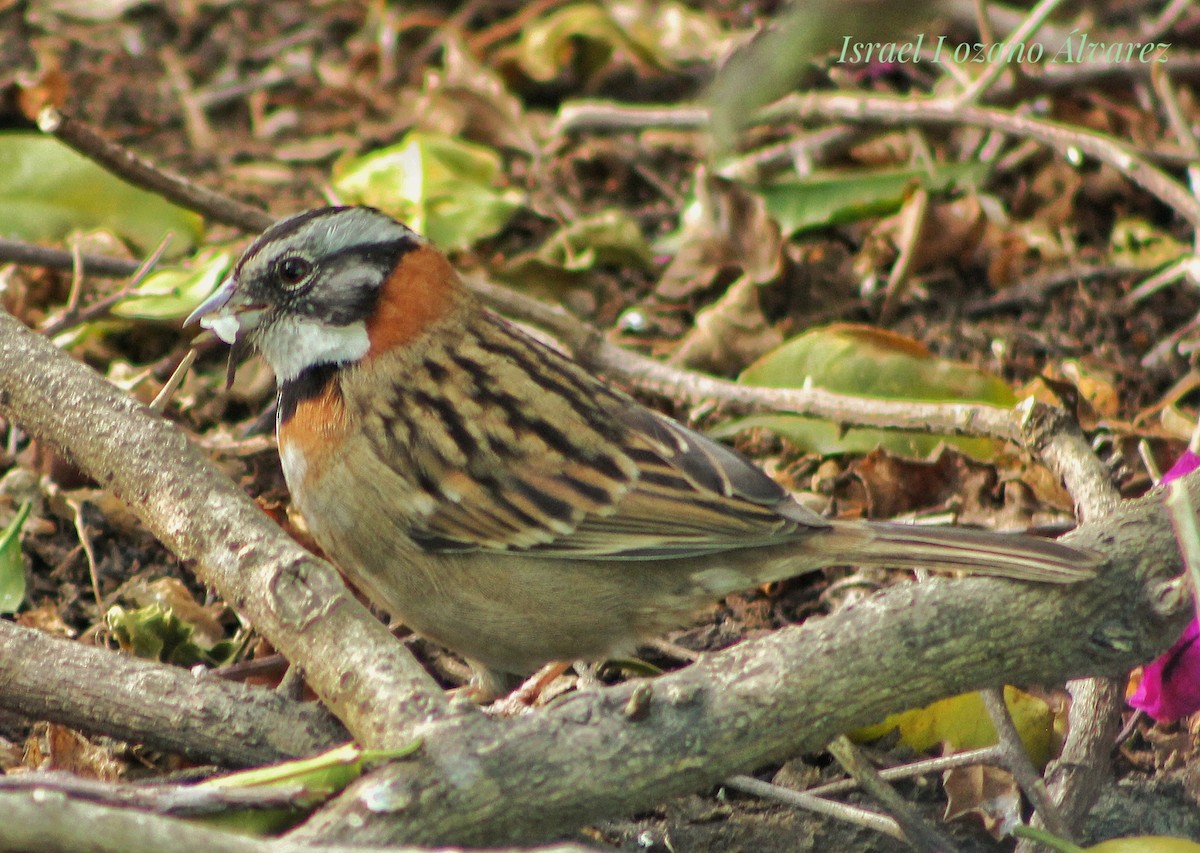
(302, 238, 420, 326)
(237, 207, 349, 276)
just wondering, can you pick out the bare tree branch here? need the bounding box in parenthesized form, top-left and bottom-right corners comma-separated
(0, 789, 595, 853)
(0, 620, 345, 767)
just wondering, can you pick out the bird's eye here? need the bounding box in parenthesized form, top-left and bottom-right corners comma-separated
(276, 257, 312, 287)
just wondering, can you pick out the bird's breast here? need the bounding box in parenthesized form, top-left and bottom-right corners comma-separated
(277, 365, 351, 496)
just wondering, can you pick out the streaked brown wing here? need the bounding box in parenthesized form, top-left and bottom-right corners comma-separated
(394, 315, 826, 558)
(540, 405, 827, 558)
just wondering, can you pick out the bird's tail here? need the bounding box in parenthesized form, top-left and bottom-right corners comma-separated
(816, 520, 1099, 583)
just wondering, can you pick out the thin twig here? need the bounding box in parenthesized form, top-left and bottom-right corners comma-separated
(878, 186, 928, 325)
(1141, 0, 1194, 41)
(57, 492, 104, 614)
(827, 735, 959, 852)
(0, 772, 309, 816)
(37, 107, 274, 233)
(1151, 65, 1200, 257)
(1121, 256, 1200, 306)
(804, 744, 1006, 797)
(980, 688, 1069, 839)
(1165, 480, 1200, 626)
(955, 0, 1066, 104)
(725, 774, 905, 840)
(149, 349, 198, 413)
(64, 241, 85, 316)
(967, 264, 1141, 316)
(553, 101, 710, 135)
(39, 235, 173, 337)
(162, 46, 219, 154)
(0, 237, 140, 279)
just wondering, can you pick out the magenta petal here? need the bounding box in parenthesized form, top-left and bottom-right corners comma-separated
(1131, 449, 1200, 722)
(1130, 619, 1200, 722)
(1162, 449, 1200, 485)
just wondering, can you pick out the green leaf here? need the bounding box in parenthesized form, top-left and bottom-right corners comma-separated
(712, 324, 1015, 460)
(1015, 826, 1200, 853)
(0, 135, 203, 255)
(755, 162, 989, 236)
(107, 602, 228, 666)
(510, 3, 634, 82)
(505, 0, 722, 83)
(500, 210, 654, 291)
(111, 251, 232, 321)
(0, 501, 32, 615)
(1109, 216, 1189, 270)
(202, 741, 422, 794)
(193, 741, 423, 835)
(332, 132, 522, 249)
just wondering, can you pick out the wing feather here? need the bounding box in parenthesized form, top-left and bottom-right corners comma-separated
(385, 314, 825, 558)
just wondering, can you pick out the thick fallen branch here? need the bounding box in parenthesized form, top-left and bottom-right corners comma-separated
(0, 306, 1189, 846)
(0, 789, 594, 853)
(0, 619, 345, 766)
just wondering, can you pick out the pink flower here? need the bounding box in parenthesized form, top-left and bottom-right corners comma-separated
(1127, 449, 1200, 722)
(1129, 619, 1200, 722)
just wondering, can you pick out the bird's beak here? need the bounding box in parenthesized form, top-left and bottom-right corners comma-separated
(185, 276, 264, 346)
(185, 275, 263, 390)
(185, 274, 235, 327)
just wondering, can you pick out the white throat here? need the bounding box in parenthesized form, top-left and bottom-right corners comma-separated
(258, 315, 370, 381)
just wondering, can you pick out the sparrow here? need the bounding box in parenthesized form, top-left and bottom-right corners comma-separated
(187, 206, 1099, 696)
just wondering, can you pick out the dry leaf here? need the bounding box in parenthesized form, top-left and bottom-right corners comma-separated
(671, 273, 783, 374)
(943, 763, 1021, 838)
(22, 722, 124, 781)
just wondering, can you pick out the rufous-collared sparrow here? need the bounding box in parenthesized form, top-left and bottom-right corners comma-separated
(188, 206, 1097, 696)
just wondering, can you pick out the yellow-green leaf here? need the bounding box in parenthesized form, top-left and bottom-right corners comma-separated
(106, 601, 235, 667)
(506, 1, 720, 83)
(192, 741, 422, 835)
(111, 251, 232, 321)
(1088, 838, 1200, 853)
(0, 501, 32, 615)
(712, 324, 1014, 460)
(1109, 216, 1189, 271)
(755, 163, 988, 237)
(0, 135, 203, 255)
(333, 132, 522, 250)
(1015, 825, 1200, 853)
(500, 210, 654, 291)
(852, 687, 1058, 768)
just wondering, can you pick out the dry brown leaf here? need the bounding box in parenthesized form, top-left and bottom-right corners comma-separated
(126, 577, 226, 647)
(851, 447, 965, 520)
(670, 273, 783, 374)
(15, 600, 74, 636)
(662, 170, 786, 372)
(943, 762, 1020, 838)
(21, 722, 124, 781)
(658, 169, 784, 300)
(414, 37, 540, 155)
(857, 195, 987, 278)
